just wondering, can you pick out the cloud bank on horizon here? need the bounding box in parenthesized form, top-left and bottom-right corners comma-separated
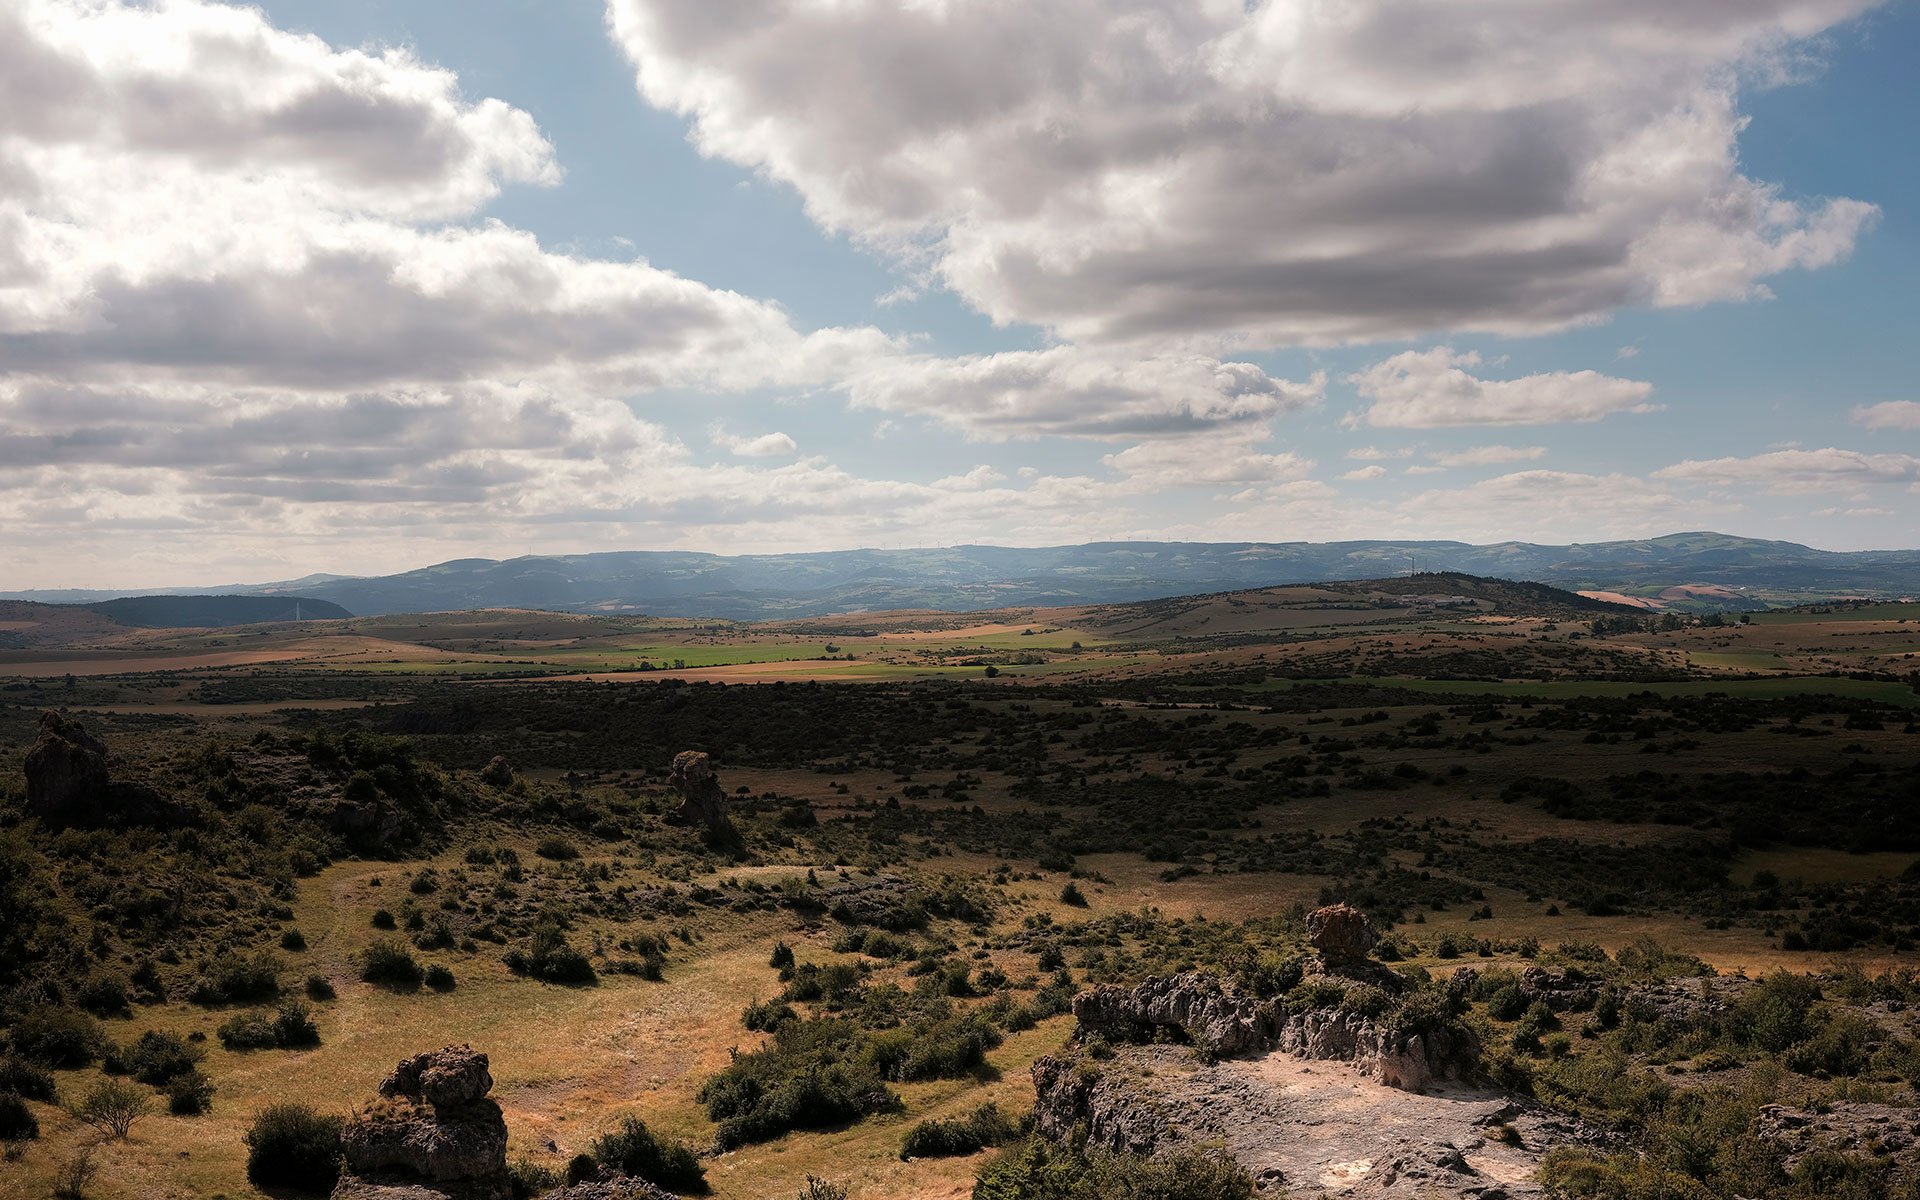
(0, 0, 1912, 588)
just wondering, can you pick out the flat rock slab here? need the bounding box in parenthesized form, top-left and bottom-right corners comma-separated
(1096, 1045, 1593, 1198)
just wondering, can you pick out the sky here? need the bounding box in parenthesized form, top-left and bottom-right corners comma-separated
(2, 0, 1917, 589)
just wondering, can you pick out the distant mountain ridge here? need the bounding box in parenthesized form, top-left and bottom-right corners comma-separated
(3, 532, 1915, 620)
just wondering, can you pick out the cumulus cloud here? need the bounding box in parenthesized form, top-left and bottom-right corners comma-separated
(0, 0, 891, 397)
(1655, 448, 1920, 493)
(1341, 465, 1388, 481)
(609, 0, 1881, 346)
(1427, 445, 1548, 468)
(844, 348, 1322, 441)
(1100, 432, 1315, 489)
(1853, 401, 1920, 431)
(711, 427, 799, 457)
(1348, 348, 1658, 427)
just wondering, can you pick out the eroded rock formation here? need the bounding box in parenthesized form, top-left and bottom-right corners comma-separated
(665, 751, 736, 843)
(335, 1045, 509, 1200)
(1307, 902, 1377, 964)
(23, 710, 182, 827)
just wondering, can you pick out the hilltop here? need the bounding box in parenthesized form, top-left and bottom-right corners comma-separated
(0, 595, 349, 649)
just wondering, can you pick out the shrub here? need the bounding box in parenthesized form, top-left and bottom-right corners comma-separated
(699, 1019, 897, 1149)
(305, 974, 337, 1001)
(1059, 882, 1088, 907)
(505, 924, 596, 985)
(770, 941, 796, 969)
(425, 964, 457, 992)
(507, 1159, 559, 1198)
(165, 1070, 216, 1115)
(0, 1055, 57, 1102)
(111, 1030, 204, 1085)
(371, 908, 397, 930)
(742, 999, 798, 1032)
(245, 1103, 344, 1191)
(535, 836, 580, 860)
(52, 1146, 97, 1200)
(188, 951, 282, 1006)
(361, 939, 425, 990)
(11, 1009, 105, 1068)
(72, 1078, 149, 1139)
(899, 1102, 1017, 1159)
(0, 1091, 37, 1141)
(75, 971, 131, 1016)
(220, 1000, 320, 1050)
(281, 928, 307, 951)
(588, 1115, 708, 1193)
(972, 1137, 1254, 1200)
(798, 1178, 849, 1200)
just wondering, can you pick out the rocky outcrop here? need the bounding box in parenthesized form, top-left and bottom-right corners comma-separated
(1033, 1042, 1605, 1199)
(23, 711, 182, 827)
(1518, 966, 1600, 1013)
(1307, 903, 1377, 964)
(1074, 971, 1277, 1057)
(538, 1180, 676, 1200)
(665, 751, 736, 843)
(335, 1045, 509, 1200)
(1759, 1102, 1920, 1171)
(1068, 970, 1475, 1090)
(480, 756, 514, 787)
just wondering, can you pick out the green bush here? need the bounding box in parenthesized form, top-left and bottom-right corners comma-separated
(360, 939, 425, 990)
(164, 1070, 215, 1116)
(425, 964, 457, 992)
(218, 1001, 320, 1051)
(11, 1008, 105, 1068)
(972, 1136, 1254, 1200)
(305, 974, 337, 1001)
(0, 1055, 58, 1102)
(535, 837, 580, 861)
(742, 999, 798, 1032)
(108, 1030, 204, 1085)
(0, 1091, 37, 1141)
(588, 1115, 708, 1193)
(698, 1019, 897, 1149)
(187, 951, 283, 1006)
(899, 1102, 1016, 1159)
(245, 1103, 343, 1191)
(505, 924, 596, 985)
(1539, 1148, 1716, 1200)
(75, 971, 131, 1016)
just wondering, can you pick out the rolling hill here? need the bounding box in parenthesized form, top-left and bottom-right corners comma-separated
(1, 532, 1914, 620)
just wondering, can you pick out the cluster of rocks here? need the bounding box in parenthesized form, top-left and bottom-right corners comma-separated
(1068, 907, 1476, 1092)
(23, 710, 183, 827)
(1759, 1102, 1920, 1171)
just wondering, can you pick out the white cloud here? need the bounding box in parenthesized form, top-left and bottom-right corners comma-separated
(844, 348, 1322, 441)
(1655, 447, 1920, 493)
(1347, 445, 1414, 461)
(1853, 401, 1920, 431)
(0, 0, 892, 397)
(1101, 433, 1314, 489)
(1427, 444, 1548, 468)
(1348, 348, 1659, 427)
(711, 428, 799, 457)
(609, 0, 1881, 347)
(1341, 465, 1388, 481)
